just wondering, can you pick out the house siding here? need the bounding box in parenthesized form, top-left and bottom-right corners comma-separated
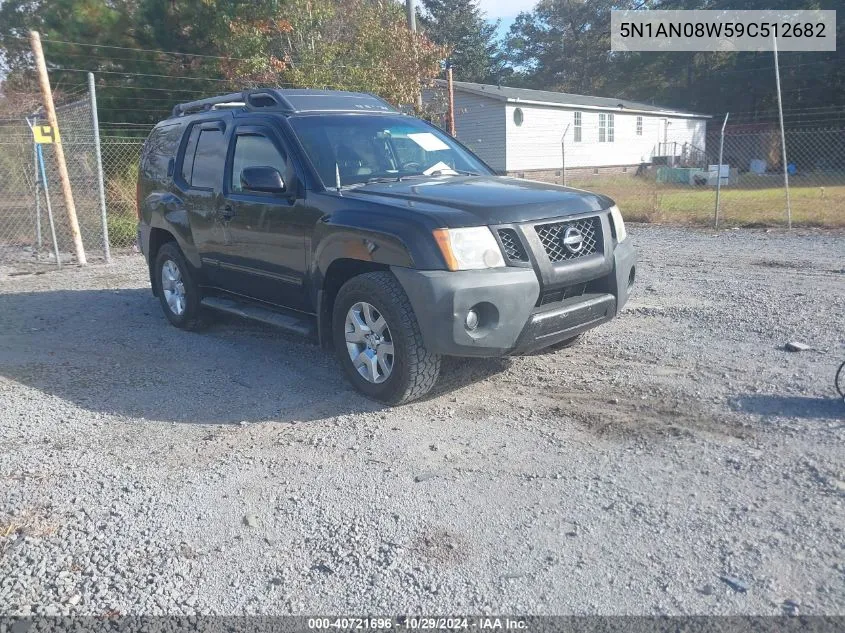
(503, 103, 706, 172)
(452, 92, 506, 172)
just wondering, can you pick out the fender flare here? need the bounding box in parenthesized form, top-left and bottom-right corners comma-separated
(312, 227, 416, 347)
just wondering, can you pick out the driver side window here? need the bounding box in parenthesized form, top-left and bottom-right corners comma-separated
(231, 133, 288, 192)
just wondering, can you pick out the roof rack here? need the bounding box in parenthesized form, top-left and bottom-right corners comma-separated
(171, 92, 245, 117)
(170, 88, 398, 118)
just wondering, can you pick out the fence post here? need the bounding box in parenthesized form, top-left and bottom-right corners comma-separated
(714, 113, 729, 229)
(88, 73, 111, 262)
(772, 32, 792, 229)
(30, 118, 42, 250)
(36, 144, 62, 269)
(560, 123, 570, 187)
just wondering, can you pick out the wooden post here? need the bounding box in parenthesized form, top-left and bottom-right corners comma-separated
(405, 0, 423, 111)
(30, 31, 87, 265)
(446, 65, 456, 137)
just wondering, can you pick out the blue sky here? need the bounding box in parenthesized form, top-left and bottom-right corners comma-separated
(476, 0, 537, 38)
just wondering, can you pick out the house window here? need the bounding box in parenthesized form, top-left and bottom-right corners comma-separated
(573, 111, 582, 142)
(636, 116, 643, 136)
(600, 113, 614, 143)
(513, 107, 524, 126)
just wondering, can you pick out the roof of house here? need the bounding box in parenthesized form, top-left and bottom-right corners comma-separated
(438, 80, 710, 119)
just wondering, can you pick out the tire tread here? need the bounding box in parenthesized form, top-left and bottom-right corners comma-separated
(334, 271, 440, 404)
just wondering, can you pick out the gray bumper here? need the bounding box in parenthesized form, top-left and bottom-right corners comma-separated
(391, 267, 540, 357)
(613, 237, 636, 313)
(392, 238, 635, 357)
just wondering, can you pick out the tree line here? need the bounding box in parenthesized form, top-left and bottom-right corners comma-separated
(1, 0, 843, 127)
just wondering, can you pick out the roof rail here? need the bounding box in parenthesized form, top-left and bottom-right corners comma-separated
(171, 92, 245, 117)
(171, 88, 399, 118)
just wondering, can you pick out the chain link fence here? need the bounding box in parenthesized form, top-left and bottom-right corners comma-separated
(0, 91, 142, 270)
(2, 83, 843, 272)
(0, 119, 38, 266)
(426, 85, 845, 228)
(555, 125, 845, 228)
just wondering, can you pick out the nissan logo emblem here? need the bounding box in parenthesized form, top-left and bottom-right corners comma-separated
(562, 226, 584, 254)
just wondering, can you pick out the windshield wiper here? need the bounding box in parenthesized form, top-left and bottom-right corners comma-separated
(340, 176, 400, 190)
(435, 169, 477, 176)
(342, 171, 480, 190)
(404, 169, 478, 178)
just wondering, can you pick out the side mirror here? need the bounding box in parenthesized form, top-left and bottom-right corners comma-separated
(240, 166, 286, 194)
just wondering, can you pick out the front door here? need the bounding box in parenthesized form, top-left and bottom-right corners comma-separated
(218, 124, 308, 311)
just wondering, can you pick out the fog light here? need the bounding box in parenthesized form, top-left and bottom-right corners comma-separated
(465, 309, 479, 331)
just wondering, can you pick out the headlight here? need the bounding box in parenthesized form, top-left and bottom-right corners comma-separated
(609, 204, 627, 242)
(432, 227, 506, 271)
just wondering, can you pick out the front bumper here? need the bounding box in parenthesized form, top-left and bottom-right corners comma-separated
(391, 238, 636, 357)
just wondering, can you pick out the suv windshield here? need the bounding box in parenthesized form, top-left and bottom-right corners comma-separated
(289, 114, 492, 188)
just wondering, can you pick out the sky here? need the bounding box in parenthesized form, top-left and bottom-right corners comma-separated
(476, 0, 538, 38)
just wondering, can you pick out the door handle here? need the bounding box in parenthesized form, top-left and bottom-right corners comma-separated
(220, 204, 235, 221)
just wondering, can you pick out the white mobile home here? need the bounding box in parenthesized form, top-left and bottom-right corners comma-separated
(427, 81, 710, 180)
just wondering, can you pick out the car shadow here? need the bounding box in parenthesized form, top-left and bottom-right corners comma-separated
(0, 287, 509, 425)
(729, 394, 844, 420)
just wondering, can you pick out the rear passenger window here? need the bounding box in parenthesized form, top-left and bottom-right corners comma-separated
(231, 133, 288, 192)
(179, 125, 225, 190)
(190, 129, 225, 189)
(141, 123, 183, 182)
(180, 127, 200, 184)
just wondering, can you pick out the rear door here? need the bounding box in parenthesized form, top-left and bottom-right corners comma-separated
(218, 122, 308, 309)
(175, 119, 229, 287)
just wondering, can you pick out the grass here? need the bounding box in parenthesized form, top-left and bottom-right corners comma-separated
(107, 213, 137, 248)
(566, 173, 845, 228)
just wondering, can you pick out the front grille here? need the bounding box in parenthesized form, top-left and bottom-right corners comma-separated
(497, 229, 528, 262)
(535, 217, 601, 263)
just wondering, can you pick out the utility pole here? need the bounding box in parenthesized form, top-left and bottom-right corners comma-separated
(30, 31, 87, 265)
(773, 32, 792, 229)
(406, 0, 423, 111)
(446, 64, 456, 136)
(405, 0, 416, 32)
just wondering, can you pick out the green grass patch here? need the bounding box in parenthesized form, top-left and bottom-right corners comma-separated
(566, 174, 845, 228)
(107, 213, 137, 248)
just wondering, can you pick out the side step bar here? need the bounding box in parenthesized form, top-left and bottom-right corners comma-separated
(200, 296, 316, 338)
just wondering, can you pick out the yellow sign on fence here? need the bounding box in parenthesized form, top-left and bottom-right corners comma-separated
(32, 124, 60, 144)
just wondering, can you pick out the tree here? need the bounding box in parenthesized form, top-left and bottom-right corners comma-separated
(418, 0, 506, 83)
(503, 0, 845, 121)
(0, 0, 447, 126)
(219, 0, 448, 106)
(505, 0, 629, 95)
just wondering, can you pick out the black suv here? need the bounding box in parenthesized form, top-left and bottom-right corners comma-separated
(138, 89, 636, 404)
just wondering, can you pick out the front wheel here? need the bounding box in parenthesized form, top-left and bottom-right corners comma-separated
(332, 272, 440, 404)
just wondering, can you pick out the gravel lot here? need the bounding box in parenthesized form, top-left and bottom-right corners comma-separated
(1, 225, 843, 617)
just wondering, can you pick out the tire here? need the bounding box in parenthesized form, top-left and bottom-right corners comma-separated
(332, 272, 440, 404)
(154, 242, 206, 330)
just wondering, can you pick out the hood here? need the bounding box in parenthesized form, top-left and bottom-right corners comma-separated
(344, 175, 614, 226)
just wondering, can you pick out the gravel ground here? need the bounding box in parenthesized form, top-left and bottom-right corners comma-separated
(0, 225, 843, 617)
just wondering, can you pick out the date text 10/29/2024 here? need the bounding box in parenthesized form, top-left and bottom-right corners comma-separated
(307, 617, 529, 630)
